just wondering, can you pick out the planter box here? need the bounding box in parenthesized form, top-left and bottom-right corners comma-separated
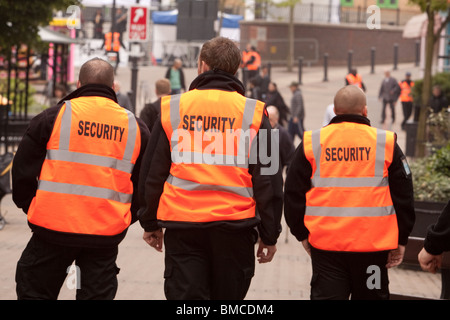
(410, 201, 447, 238)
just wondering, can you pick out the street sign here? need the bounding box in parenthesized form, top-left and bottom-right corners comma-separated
(127, 5, 149, 42)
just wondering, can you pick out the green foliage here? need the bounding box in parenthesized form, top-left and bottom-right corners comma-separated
(0, 0, 80, 49)
(410, 143, 450, 202)
(0, 78, 36, 108)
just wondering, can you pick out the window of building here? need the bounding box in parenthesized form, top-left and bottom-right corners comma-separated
(340, 0, 354, 7)
(377, 0, 399, 9)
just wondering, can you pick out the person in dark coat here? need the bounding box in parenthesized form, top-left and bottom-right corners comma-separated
(378, 70, 400, 125)
(265, 82, 289, 127)
(139, 79, 171, 132)
(429, 85, 448, 114)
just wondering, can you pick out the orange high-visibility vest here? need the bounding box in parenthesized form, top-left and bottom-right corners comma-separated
(303, 122, 398, 252)
(105, 32, 121, 52)
(346, 73, 363, 89)
(246, 51, 261, 71)
(399, 80, 414, 102)
(27, 97, 141, 236)
(241, 50, 250, 68)
(158, 89, 265, 223)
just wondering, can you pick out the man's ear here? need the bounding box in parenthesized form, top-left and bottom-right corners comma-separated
(77, 80, 81, 89)
(198, 60, 210, 74)
(362, 105, 368, 117)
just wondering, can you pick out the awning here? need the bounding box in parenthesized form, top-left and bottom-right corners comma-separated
(403, 13, 443, 39)
(38, 27, 83, 44)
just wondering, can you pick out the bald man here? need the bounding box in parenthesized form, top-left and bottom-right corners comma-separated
(284, 85, 415, 300)
(12, 57, 150, 300)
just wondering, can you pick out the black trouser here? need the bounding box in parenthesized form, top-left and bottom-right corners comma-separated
(163, 227, 258, 300)
(381, 99, 396, 124)
(401, 101, 413, 128)
(16, 234, 120, 300)
(310, 246, 390, 300)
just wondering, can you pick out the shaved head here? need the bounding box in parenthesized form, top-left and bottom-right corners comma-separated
(333, 85, 367, 116)
(266, 105, 279, 128)
(78, 58, 114, 88)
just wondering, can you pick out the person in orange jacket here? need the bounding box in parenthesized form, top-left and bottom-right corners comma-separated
(284, 85, 415, 300)
(12, 58, 150, 300)
(398, 72, 415, 130)
(138, 37, 280, 300)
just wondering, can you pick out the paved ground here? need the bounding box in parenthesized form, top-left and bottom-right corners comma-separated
(0, 61, 444, 300)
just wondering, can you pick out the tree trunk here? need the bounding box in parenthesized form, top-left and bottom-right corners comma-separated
(287, 4, 294, 72)
(415, 10, 435, 157)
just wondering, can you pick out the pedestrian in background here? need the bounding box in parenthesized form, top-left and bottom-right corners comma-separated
(265, 82, 289, 127)
(114, 80, 133, 112)
(165, 58, 186, 95)
(284, 85, 415, 300)
(138, 37, 280, 300)
(139, 78, 171, 132)
(345, 68, 366, 92)
(398, 72, 414, 130)
(429, 85, 448, 114)
(378, 69, 400, 126)
(288, 81, 305, 142)
(12, 58, 150, 300)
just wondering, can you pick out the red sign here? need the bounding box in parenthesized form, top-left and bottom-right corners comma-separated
(127, 6, 149, 42)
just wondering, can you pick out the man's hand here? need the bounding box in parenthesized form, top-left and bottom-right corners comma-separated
(143, 229, 164, 252)
(301, 239, 311, 257)
(418, 248, 442, 274)
(386, 245, 405, 268)
(256, 240, 276, 264)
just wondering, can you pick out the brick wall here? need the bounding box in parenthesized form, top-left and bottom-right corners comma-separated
(240, 21, 419, 67)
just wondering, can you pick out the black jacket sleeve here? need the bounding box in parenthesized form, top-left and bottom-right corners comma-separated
(130, 119, 150, 224)
(137, 118, 171, 232)
(388, 142, 415, 246)
(12, 105, 62, 213)
(283, 142, 311, 242)
(250, 116, 281, 246)
(424, 201, 450, 255)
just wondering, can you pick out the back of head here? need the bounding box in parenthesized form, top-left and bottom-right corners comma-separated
(333, 85, 367, 115)
(79, 57, 114, 88)
(155, 78, 171, 96)
(199, 37, 241, 75)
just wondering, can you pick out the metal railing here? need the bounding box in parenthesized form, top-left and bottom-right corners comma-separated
(265, 3, 419, 27)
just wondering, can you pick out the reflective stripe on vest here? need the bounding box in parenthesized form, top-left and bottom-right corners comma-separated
(105, 32, 120, 52)
(27, 98, 141, 236)
(303, 123, 398, 252)
(158, 90, 264, 223)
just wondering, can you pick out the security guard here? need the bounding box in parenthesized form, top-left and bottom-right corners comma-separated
(284, 85, 415, 300)
(100, 30, 126, 74)
(345, 68, 366, 92)
(12, 58, 150, 300)
(398, 72, 415, 130)
(241, 44, 261, 88)
(138, 37, 280, 300)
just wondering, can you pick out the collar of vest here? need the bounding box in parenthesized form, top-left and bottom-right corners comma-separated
(188, 70, 245, 95)
(57, 84, 117, 105)
(329, 114, 371, 126)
